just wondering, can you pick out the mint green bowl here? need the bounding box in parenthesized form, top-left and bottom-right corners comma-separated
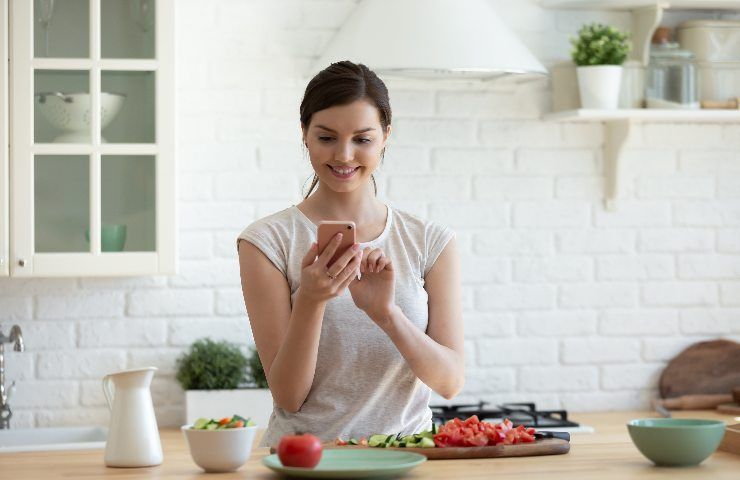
(627, 418, 726, 467)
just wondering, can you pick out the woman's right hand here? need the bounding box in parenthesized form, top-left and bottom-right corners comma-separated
(298, 233, 362, 303)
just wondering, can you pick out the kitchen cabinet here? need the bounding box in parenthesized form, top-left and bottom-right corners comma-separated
(1, 0, 8, 276)
(5, 0, 175, 277)
(542, 0, 740, 211)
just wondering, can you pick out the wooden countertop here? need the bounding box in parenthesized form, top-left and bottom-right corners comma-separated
(3, 410, 739, 479)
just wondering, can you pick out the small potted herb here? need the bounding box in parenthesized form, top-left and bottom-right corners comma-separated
(176, 338, 273, 428)
(571, 22, 631, 109)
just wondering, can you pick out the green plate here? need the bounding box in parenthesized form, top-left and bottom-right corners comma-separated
(262, 449, 426, 478)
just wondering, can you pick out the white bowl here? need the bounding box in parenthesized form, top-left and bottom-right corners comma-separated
(35, 91, 126, 143)
(181, 424, 258, 473)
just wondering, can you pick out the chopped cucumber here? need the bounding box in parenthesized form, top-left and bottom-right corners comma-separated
(366, 428, 437, 448)
(193, 418, 209, 429)
(419, 437, 435, 448)
(368, 434, 387, 447)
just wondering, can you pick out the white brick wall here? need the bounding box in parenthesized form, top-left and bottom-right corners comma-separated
(1, 0, 739, 428)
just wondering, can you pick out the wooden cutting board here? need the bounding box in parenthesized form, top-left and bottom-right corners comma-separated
(717, 403, 740, 414)
(269, 438, 570, 460)
(659, 339, 740, 398)
(717, 386, 740, 414)
(719, 424, 740, 456)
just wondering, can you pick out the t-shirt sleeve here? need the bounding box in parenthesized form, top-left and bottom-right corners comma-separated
(424, 221, 455, 277)
(236, 223, 288, 277)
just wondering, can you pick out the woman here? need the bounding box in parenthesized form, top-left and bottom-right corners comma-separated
(237, 61, 464, 447)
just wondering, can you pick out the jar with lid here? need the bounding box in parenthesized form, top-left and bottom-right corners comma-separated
(645, 26, 700, 109)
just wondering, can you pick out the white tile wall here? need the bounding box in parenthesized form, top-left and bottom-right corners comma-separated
(1, 0, 739, 428)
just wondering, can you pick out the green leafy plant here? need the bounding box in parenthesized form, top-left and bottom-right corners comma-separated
(247, 346, 268, 389)
(571, 23, 631, 66)
(176, 338, 249, 390)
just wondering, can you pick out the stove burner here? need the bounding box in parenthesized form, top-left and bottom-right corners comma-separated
(430, 401, 580, 429)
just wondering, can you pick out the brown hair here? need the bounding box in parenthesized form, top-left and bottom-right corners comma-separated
(300, 60, 392, 199)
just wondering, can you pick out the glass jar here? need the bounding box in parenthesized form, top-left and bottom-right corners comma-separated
(645, 29, 700, 109)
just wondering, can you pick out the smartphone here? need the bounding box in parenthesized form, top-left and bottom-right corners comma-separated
(317, 220, 356, 268)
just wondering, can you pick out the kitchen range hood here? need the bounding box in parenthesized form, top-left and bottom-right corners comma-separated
(312, 0, 547, 80)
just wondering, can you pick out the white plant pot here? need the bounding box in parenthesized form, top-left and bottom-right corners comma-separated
(577, 65, 623, 109)
(185, 389, 273, 430)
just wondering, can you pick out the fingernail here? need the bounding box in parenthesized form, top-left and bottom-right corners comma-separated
(353, 244, 360, 251)
(337, 233, 343, 240)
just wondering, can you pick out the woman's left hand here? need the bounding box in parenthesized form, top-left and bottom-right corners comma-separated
(348, 247, 396, 324)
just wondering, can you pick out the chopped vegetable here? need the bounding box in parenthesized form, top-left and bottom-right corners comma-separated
(433, 416, 536, 447)
(190, 414, 255, 429)
(334, 436, 368, 446)
(335, 416, 537, 449)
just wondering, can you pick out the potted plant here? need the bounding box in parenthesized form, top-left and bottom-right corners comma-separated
(176, 338, 273, 429)
(571, 23, 631, 109)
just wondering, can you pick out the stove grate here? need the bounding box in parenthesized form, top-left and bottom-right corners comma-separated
(430, 401, 580, 428)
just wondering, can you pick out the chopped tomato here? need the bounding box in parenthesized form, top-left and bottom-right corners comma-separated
(218, 417, 231, 425)
(334, 438, 347, 446)
(433, 416, 537, 448)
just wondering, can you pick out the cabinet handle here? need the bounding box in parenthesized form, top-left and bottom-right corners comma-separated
(18, 259, 25, 267)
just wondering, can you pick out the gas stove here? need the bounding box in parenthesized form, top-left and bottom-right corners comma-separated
(430, 401, 594, 433)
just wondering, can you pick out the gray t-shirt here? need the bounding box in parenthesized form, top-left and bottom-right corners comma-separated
(237, 204, 455, 447)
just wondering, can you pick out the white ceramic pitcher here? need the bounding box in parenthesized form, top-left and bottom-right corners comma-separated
(102, 367, 163, 467)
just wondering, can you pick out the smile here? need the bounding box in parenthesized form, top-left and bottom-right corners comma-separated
(328, 165, 359, 179)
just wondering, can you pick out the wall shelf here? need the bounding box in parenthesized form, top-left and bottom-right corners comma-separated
(541, 1, 740, 10)
(542, 1, 740, 211)
(542, 1, 740, 64)
(545, 109, 740, 212)
(544, 108, 740, 122)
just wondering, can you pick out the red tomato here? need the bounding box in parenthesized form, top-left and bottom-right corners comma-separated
(277, 434, 323, 468)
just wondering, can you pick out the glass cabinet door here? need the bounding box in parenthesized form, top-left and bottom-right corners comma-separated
(34, 70, 90, 143)
(34, 154, 90, 253)
(101, 154, 157, 252)
(101, 70, 156, 143)
(34, 0, 90, 59)
(11, 0, 175, 277)
(101, 0, 155, 59)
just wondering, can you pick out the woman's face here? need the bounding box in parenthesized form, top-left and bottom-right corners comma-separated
(303, 99, 390, 194)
